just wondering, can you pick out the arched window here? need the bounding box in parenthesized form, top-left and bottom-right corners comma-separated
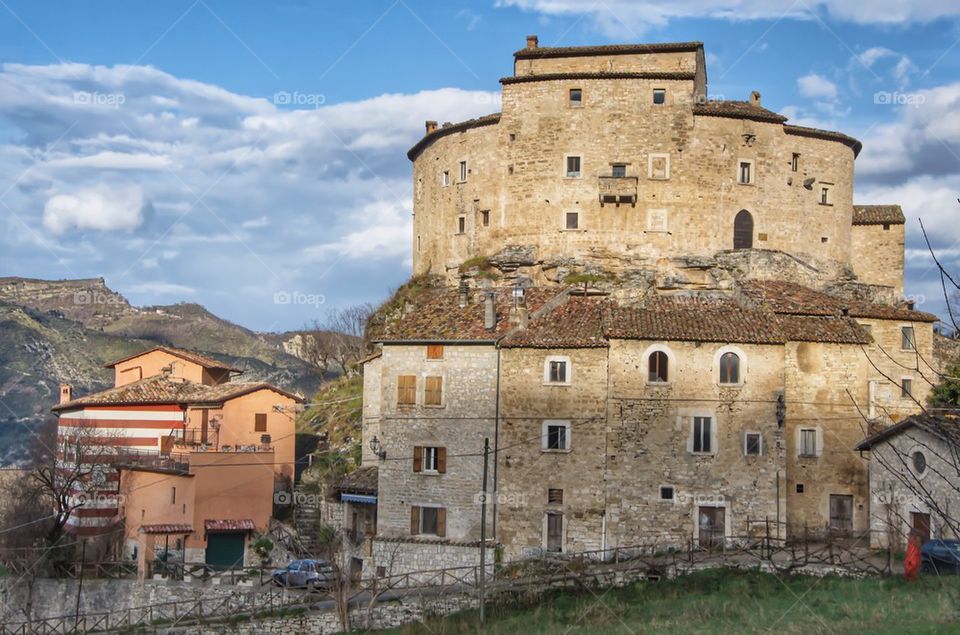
(733, 210, 753, 249)
(649, 351, 668, 383)
(719, 352, 740, 384)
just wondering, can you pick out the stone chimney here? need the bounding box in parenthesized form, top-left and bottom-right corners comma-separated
(484, 292, 496, 331)
(509, 305, 529, 329)
(750, 91, 761, 106)
(59, 384, 73, 404)
(425, 120, 438, 135)
(526, 34, 538, 49)
(458, 281, 469, 308)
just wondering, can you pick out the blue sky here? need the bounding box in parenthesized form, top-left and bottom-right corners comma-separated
(1, 1, 960, 332)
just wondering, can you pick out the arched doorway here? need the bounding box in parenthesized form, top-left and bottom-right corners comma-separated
(733, 210, 753, 249)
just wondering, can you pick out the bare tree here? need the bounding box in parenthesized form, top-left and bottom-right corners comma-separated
(301, 304, 374, 378)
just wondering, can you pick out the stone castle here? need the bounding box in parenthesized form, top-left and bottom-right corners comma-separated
(327, 38, 940, 576)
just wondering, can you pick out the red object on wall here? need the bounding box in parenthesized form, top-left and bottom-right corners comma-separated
(904, 534, 921, 581)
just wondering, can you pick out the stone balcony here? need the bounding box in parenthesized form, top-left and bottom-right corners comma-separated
(598, 176, 638, 205)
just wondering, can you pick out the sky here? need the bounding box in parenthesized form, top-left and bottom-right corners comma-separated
(1, 1, 960, 333)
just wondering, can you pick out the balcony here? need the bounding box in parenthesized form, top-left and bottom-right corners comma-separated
(172, 428, 218, 449)
(115, 448, 191, 475)
(598, 176, 638, 206)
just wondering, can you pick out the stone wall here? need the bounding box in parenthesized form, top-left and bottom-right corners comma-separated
(371, 538, 494, 578)
(851, 223, 905, 296)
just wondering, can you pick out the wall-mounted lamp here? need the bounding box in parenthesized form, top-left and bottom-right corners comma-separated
(369, 435, 387, 460)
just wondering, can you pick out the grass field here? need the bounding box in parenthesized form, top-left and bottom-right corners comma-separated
(384, 569, 960, 634)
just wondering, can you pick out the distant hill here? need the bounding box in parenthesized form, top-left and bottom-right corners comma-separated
(0, 277, 324, 465)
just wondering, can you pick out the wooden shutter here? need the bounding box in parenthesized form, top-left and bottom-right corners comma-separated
(412, 446, 423, 473)
(436, 508, 446, 538)
(437, 447, 447, 474)
(410, 506, 420, 535)
(254, 413, 267, 432)
(424, 376, 442, 406)
(426, 344, 444, 359)
(397, 375, 416, 405)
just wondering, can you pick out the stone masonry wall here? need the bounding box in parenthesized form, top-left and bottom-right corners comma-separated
(851, 223, 905, 297)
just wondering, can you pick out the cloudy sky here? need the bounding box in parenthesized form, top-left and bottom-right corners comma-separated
(1, 1, 960, 332)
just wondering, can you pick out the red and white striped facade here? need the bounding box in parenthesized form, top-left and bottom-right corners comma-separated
(56, 404, 185, 536)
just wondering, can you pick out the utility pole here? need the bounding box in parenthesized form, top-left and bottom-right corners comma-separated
(74, 538, 87, 631)
(479, 437, 490, 626)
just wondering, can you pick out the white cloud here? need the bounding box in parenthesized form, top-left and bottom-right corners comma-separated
(128, 282, 196, 296)
(241, 216, 269, 229)
(797, 73, 838, 101)
(304, 199, 412, 262)
(42, 185, 145, 235)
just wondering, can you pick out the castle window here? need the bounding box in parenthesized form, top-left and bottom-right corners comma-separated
(611, 163, 626, 178)
(566, 155, 581, 178)
(652, 88, 666, 105)
(796, 483, 804, 494)
(744, 432, 762, 456)
(564, 211, 579, 230)
(820, 186, 831, 205)
(791, 153, 800, 172)
(691, 416, 714, 454)
(459, 160, 468, 182)
(733, 210, 753, 249)
(648, 351, 668, 383)
(799, 428, 818, 457)
(719, 352, 740, 384)
(659, 485, 674, 501)
(543, 420, 571, 451)
(901, 326, 915, 351)
(738, 160, 753, 185)
(481, 210, 490, 227)
(457, 216, 466, 234)
(569, 88, 582, 106)
(442, 170, 450, 187)
(548, 488, 563, 504)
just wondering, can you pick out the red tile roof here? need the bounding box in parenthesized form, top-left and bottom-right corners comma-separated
(513, 41, 704, 59)
(204, 519, 256, 532)
(334, 465, 378, 495)
(852, 205, 905, 226)
(104, 346, 242, 372)
(740, 280, 937, 322)
(141, 523, 193, 534)
(693, 100, 787, 124)
(501, 297, 609, 349)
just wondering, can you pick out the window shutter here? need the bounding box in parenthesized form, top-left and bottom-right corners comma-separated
(410, 506, 420, 535)
(424, 376, 442, 406)
(398, 375, 416, 405)
(437, 447, 447, 473)
(254, 413, 267, 432)
(413, 446, 423, 473)
(427, 344, 444, 359)
(436, 508, 446, 537)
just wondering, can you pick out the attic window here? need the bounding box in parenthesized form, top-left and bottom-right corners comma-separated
(569, 88, 582, 106)
(883, 223, 890, 230)
(652, 88, 666, 105)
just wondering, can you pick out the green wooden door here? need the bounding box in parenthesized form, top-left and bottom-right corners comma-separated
(205, 532, 245, 569)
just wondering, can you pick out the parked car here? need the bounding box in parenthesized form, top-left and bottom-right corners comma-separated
(921, 539, 960, 575)
(271, 559, 333, 589)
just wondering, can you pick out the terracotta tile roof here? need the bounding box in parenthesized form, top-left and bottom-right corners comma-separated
(204, 519, 256, 532)
(855, 414, 960, 451)
(513, 41, 703, 59)
(501, 297, 608, 349)
(778, 315, 870, 345)
(853, 205, 905, 226)
(53, 374, 302, 411)
(104, 346, 242, 372)
(740, 280, 937, 322)
(370, 287, 556, 343)
(334, 465, 378, 495)
(783, 124, 862, 156)
(501, 71, 695, 85)
(693, 100, 787, 124)
(407, 113, 501, 161)
(141, 523, 194, 534)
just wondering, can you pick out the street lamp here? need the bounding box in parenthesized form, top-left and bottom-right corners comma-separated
(369, 435, 386, 460)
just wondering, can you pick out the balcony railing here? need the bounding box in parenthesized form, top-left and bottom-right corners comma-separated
(115, 448, 191, 474)
(598, 176, 638, 205)
(172, 428, 218, 448)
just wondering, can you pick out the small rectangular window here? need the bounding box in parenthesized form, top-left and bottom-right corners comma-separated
(426, 344, 444, 360)
(902, 378, 913, 399)
(738, 161, 752, 184)
(611, 163, 626, 178)
(791, 153, 800, 172)
(548, 488, 563, 504)
(569, 88, 582, 105)
(549, 360, 567, 383)
(397, 375, 417, 405)
(692, 417, 712, 453)
(423, 446, 440, 472)
(424, 376, 443, 406)
(901, 326, 915, 350)
(442, 170, 450, 186)
(420, 506, 440, 535)
(171, 487, 176, 505)
(796, 483, 805, 494)
(566, 155, 581, 178)
(745, 432, 762, 456)
(481, 210, 490, 227)
(457, 216, 466, 234)
(459, 160, 467, 182)
(255, 413, 267, 432)
(799, 429, 817, 457)
(565, 212, 579, 230)
(652, 88, 666, 104)
(820, 187, 830, 205)
(547, 424, 568, 450)
(659, 485, 674, 501)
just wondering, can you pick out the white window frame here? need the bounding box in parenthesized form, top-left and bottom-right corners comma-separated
(688, 415, 717, 456)
(797, 427, 822, 458)
(737, 159, 754, 185)
(642, 343, 675, 385)
(564, 154, 582, 179)
(543, 355, 572, 386)
(743, 431, 763, 456)
(542, 420, 572, 453)
(714, 345, 748, 387)
(562, 210, 581, 231)
(819, 184, 832, 205)
(900, 325, 916, 351)
(441, 170, 450, 187)
(422, 446, 440, 473)
(569, 87, 583, 107)
(658, 484, 675, 502)
(647, 153, 670, 180)
(900, 376, 913, 400)
(647, 208, 669, 233)
(458, 159, 468, 183)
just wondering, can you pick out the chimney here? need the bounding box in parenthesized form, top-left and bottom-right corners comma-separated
(750, 91, 761, 106)
(458, 280, 469, 308)
(526, 34, 538, 49)
(483, 292, 496, 331)
(509, 305, 529, 329)
(59, 384, 73, 404)
(425, 120, 437, 135)
(906, 299, 915, 311)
